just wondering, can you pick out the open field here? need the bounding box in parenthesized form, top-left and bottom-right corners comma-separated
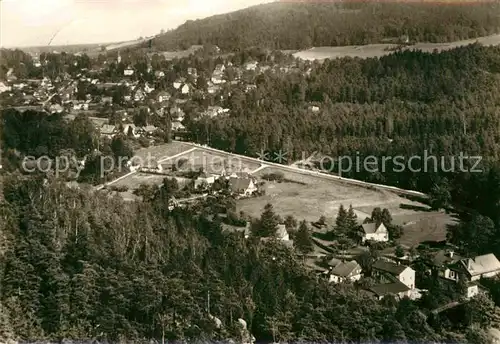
(237, 166, 453, 247)
(133, 142, 194, 162)
(110, 172, 192, 190)
(160, 149, 261, 174)
(293, 34, 500, 60)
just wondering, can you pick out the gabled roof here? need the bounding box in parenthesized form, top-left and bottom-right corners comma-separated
(369, 281, 410, 297)
(331, 260, 361, 278)
(459, 254, 500, 277)
(276, 224, 288, 240)
(372, 260, 409, 276)
(101, 124, 116, 135)
(229, 177, 252, 193)
(361, 222, 387, 234)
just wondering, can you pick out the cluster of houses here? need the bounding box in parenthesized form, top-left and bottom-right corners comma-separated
(314, 245, 500, 301)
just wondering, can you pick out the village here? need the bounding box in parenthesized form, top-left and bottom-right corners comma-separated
(2, 42, 500, 325)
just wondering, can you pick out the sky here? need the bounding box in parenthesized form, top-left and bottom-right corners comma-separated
(0, 0, 273, 48)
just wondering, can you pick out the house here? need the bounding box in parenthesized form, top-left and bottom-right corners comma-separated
(171, 121, 185, 132)
(170, 106, 185, 121)
(134, 89, 145, 102)
(445, 253, 500, 283)
(154, 71, 165, 78)
(245, 84, 257, 93)
(100, 124, 118, 138)
(309, 105, 320, 113)
(329, 260, 363, 284)
(144, 83, 155, 94)
(203, 106, 229, 118)
(181, 84, 190, 95)
(244, 61, 258, 71)
(369, 281, 411, 301)
(194, 172, 216, 189)
(228, 177, 257, 197)
(173, 78, 186, 89)
(276, 224, 290, 241)
(208, 84, 221, 94)
(141, 160, 163, 174)
(187, 67, 198, 77)
(0, 82, 11, 93)
(124, 68, 134, 76)
(123, 123, 140, 137)
(372, 260, 415, 289)
(141, 125, 158, 136)
(49, 104, 64, 114)
(214, 64, 225, 73)
(157, 91, 171, 103)
(360, 222, 389, 243)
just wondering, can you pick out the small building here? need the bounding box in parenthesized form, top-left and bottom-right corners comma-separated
(171, 121, 185, 132)
(360, 222, 389, 243)
(328, 260, 363, 284)
(229, 177, 257, 197)
(154, 71, 165, 78)
(123, 123, 140, 138)
(194, 172, 216, 190)
(369, 281, 411, 301)
(141, 125, 158, 136)
(181, 84, 190, 95)
(157, 91, 171, 103)
(124, 68, 134, 76)
(276, 224, 290, 241)
(244, 61, 258, 71)
(451, 253, 500, 282)
(372, 260, 415, 289)
(100, 124, 118, 138)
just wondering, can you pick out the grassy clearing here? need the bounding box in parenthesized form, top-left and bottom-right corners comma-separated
(293, 34, 500, 61)
(238, 167, 453, 247)
(162, 149, 261, 173)
(133, 142, 194, 162)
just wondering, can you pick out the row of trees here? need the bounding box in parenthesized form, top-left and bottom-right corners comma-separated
(149, 2, 500, 51)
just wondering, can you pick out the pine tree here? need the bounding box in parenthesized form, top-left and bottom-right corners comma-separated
(346, 204, 358, 232)
(371, 207, 383, 226)
(253, 203, 279, 238)
(381, 208, 392, 226)
(335, 204, 348, 234)
(295, 220, 314, 255)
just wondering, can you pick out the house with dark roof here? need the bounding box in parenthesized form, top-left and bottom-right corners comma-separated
(369, 281, 411, 301)
(360, 222, 388, 243)
(328, 260, 363, 284)
(228, 177, 257, 197)
(372, 259, 415, 289)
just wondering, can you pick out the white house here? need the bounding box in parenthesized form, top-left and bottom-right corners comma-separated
(329, 260, 363, 284)
(124, 68, 134, 76)
(244, 62, 258, 71)
(372, 260, 415, 289)
(100, 124, 118, 138)
(276, 224, 290, 241)
(194, 172, 216, 190)
(181, 84, 190, 95)
(157, 91, 171, 103)
(360, 222, 389, 243)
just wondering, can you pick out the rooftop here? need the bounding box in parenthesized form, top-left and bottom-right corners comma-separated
(372, 259, 409, 275)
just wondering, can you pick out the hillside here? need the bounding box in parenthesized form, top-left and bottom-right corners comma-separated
(142, 1, 500, 51)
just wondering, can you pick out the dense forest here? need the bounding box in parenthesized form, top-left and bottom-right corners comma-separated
(186, 43, 500, 226)
(144, 2, 500, 51)
(0, 176, 495, 343)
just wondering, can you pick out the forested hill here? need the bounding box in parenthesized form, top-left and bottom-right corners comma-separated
(144, 2, 500, 51)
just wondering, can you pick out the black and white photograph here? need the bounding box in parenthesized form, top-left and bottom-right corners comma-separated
(2, 0, 500, 343)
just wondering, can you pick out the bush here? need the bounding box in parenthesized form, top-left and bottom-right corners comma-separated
(261, 172, 284, 182)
